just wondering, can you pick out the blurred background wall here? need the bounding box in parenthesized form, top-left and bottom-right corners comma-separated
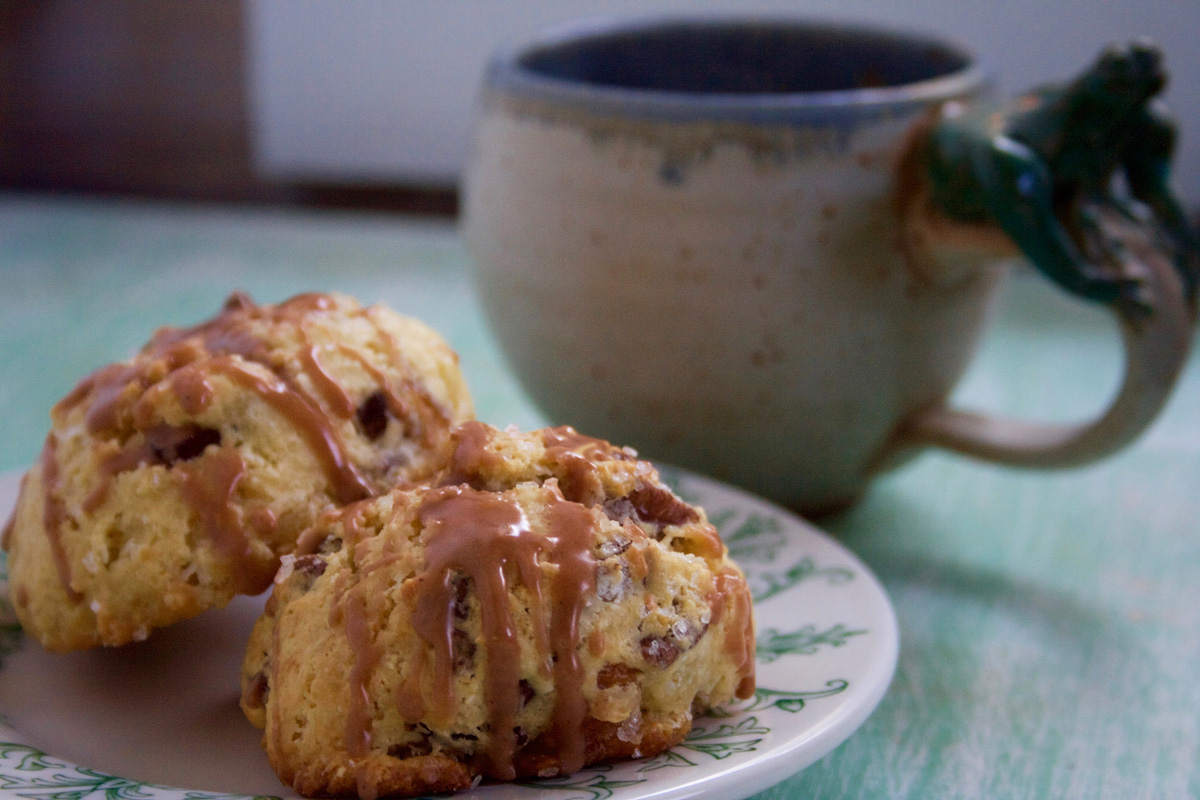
(3, 0, 1198, 213)
(0, 1, 261, 202)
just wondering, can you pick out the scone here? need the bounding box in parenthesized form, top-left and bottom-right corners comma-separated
(240, 421, 756, 799)
(2, 292, 474, 651)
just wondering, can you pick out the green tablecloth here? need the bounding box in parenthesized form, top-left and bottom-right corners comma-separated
(1, 195, 1196, 799)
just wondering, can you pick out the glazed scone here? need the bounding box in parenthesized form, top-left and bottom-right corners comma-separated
(1, 292, 474, 652)
(240, 421, 756, 799)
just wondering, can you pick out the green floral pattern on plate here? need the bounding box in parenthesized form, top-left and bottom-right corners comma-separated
(756, 624, 867, 663)
(0, 743, 279, 800)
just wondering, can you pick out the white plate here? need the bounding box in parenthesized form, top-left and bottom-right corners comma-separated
(0, 467, 897, 800)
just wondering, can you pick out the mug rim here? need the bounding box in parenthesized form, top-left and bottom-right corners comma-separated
(483, 14, 989, 125)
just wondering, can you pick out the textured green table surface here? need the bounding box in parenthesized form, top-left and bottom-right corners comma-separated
(1, 195, 1196, 799)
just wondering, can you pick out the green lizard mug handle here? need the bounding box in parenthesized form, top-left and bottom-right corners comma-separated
(894, 40, 1197, 468)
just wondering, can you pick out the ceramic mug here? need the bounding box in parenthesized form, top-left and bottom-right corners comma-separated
(462, 17, 1195, 514)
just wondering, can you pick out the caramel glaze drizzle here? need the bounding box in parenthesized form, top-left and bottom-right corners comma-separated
(300, 327, 357, 419)
(402, 484, 597, 780)
(208, 357, 372, 503)
(538, 424, 754, 702)
(541, 426, 628, 461)
(38, 435, 83, 602)
(541, 426, 632, 507)
(344, 589, 383, 758)
(176, 446, 280, 595)
(437, 420, 507, 487)
(710, 567, 758, 701)
(537, 425, 727, 561)
(337, 342, 441, 450)
(540, 497, 599, 774)
(81, 424, 220, 514)
(33, 291, 442, 603)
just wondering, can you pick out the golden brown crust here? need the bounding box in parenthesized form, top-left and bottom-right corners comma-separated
(269, 712, 690, 798)
(278, 752, 476, 799)
(512, 711, 692, 778)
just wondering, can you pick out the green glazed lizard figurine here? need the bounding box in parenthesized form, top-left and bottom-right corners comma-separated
(925, 40, 1199, 314)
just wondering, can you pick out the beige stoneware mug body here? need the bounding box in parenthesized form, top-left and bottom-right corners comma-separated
(463, 17, 1195, 514)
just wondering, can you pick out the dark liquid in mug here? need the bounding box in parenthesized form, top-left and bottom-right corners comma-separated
(518, 21, 971, 95)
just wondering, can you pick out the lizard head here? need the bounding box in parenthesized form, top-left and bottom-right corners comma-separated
(1085, 40, 1166, 111)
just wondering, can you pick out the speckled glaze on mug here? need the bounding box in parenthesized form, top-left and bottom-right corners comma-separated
(462, 17, 1193, 513)
(464, 17, 994, 513)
